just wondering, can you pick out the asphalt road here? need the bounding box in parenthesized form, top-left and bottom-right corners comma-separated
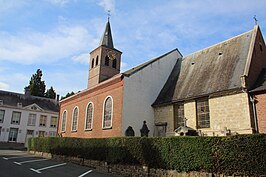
(0, 150, 115, 177)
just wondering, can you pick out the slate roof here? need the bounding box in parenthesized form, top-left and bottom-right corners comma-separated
(123, 49, 181, 77)
(153, 29, 254, 106)
(99, 20, 114, 48)
(0, 90, 59, 112)
(250, 68, 266, 93)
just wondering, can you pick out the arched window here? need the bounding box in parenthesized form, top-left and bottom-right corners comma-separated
(112, 59, 117, 69)
(72, 107, 78, 131)
(85, 103, 93, 130)
(102, 96, 113, 128)
(61, 110, 67, 132)
(96, 56, 99, 66)
(91, 58, 94, 68)
(105, 56, 109, 66)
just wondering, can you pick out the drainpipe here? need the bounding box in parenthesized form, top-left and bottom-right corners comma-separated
(249, 95, 258, 133)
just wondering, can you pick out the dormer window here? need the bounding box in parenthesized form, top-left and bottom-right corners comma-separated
(0, 100, 3, 105)
(17, 103, 22, 108)
(31, 105, 37, 110)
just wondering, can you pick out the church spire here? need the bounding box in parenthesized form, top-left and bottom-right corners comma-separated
(99, 20, 114, 48)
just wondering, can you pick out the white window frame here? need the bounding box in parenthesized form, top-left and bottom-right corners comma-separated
(11, 111, 21, 125)
(39, 115, 47, 127)
(102, 96, 113, 129)
(38, 130, 45, 137)
(49, 131, 57, 137)
(71, 106, 79, 132)
(0, 109, 5, 123)
(27, 113, 36, 126)
(61, 110, 67, 132)
(84, 102, 94, 130)
(50, 116, 57, 128)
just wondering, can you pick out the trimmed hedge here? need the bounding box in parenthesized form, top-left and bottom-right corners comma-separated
(28, 134, 266, 175)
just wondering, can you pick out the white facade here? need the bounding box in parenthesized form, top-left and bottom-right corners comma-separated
(0, 104, 58, 145)
(122, 49, 182, 136)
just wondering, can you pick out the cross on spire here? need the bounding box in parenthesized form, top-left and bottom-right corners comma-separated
(253, 15, 258, 25)
(107, 10, 111, 21)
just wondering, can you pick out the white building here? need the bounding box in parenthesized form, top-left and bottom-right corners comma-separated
(0, 89, 59, 146)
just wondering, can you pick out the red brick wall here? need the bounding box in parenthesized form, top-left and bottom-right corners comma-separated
(58, 75, 124, 138)
(254, 93, 266, 133)
(246, 27, 266, 90)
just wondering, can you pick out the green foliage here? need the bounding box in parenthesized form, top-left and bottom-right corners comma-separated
(26, 69, 46, 97)
(26, 69, 56, 99)
(60, 91, 75, 100)
(28, 135, 266, 175)
(45, 86, 56, 99)
(214, 134, 266, 175)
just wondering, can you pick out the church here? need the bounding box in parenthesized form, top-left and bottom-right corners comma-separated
(59, 19, 181, 138)
(58, 19, 266, 138)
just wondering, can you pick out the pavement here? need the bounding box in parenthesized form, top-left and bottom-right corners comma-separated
(0, 150, 115, 177)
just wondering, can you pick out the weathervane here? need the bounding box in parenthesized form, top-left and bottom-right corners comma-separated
(107, 10, 111, 21)
(253, 15, 258, 25)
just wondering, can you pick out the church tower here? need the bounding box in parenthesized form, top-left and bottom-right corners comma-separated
(88, 19, 122, 88)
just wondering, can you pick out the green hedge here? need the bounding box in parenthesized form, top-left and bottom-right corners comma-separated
(28, 134, 266, 175)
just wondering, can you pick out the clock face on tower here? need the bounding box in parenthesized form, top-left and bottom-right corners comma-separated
(107, 51, 116, 60)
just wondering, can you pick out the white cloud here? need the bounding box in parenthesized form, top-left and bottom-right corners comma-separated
(45, 0, 71, 6)
(98, 0, 115, 13)
(0, 25, 97, 64)
(0, 0, 27, 13)
(0, 81, 9, 90)
(121, 61, 129, 72)
(72, 53, 90, 64)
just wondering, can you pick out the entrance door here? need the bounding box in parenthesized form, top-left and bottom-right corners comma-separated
(25, 130, 34, 147)
(8, 128, 18, 142)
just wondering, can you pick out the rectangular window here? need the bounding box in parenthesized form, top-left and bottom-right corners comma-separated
(39, 115, 47, 127)
(38, 131, 45, 137)
(50, 116, 57, 128)
(49, 131, 57, 137)
(174, 103, 185, 129)
(11, 111, 21, 125)
(196, 99, 210, 128)
(0, 110, 5, 123)
(27, 113, 36, 126)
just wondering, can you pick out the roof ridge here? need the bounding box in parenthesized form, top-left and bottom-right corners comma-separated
(123, 48, 181, 76)
(0, 90, 58, 103)
(183, 29, 254, 60)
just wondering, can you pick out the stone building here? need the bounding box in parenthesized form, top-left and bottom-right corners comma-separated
(59, 20, 266, 138)
(153, 25, 266, 136)
(58, 20, 181, 138)
(0, 89, 59, 146)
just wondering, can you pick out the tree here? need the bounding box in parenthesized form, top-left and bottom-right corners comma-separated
(26, 69, 46, 97)
(61, 91, 75, 100)
(45, 86, 56, 99)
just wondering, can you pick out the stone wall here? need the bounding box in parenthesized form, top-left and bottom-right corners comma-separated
(154, 105, 174, 136)
(208, 92, 252, 135)
(154, 92, 253, 136)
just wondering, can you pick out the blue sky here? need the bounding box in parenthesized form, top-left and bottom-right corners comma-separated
(0, 0, 266, 97)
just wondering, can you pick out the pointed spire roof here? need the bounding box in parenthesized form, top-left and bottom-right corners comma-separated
(99, 20, 114, 48)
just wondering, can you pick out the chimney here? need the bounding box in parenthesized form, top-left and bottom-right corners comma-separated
(56, 94, 60, 102)
(24, 87, 30, 98)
